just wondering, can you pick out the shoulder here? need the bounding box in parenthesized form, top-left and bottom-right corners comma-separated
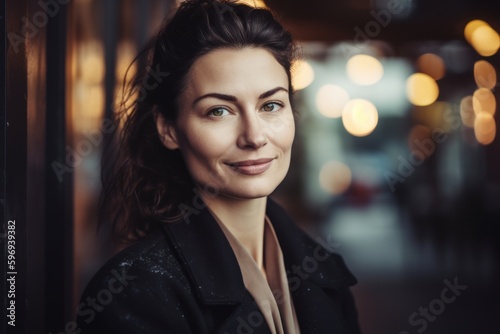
(76, 229, 196, 333)
(80, 228, 193, 296)
(84, 228, 187, 288)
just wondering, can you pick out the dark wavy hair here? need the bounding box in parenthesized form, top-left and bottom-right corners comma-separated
(102, 0, 298, 243)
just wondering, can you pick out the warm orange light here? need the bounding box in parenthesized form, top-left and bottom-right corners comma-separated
(473, 88, 496, 116)
(115, 42, 137, 81)
(346, 54, 384, 86)
(315, 85, 350, 118)
(474, 60, 497, 90)
(319, 161, 352, 195)
(114, 42, 139, 115)
(237, 0, 267, 8)
(406, 73, 439, 106)
(342, 99, 379, 137)
(464, 20, 489, 43)
(460, 96, 475, 128)
(416, 53, 445, 80)
(74, 40, 106, 132)
(292, 59, 314, 90)
(470, 25, 500, 57)
(74, 82, 105, 130)
(474, 112, 496, 145)
(79, 41, 104, 85)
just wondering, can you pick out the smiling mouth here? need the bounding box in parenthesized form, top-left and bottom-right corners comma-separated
(226, 158, 275, 175)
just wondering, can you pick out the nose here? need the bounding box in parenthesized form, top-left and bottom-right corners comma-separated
(237, 113, 268, 150)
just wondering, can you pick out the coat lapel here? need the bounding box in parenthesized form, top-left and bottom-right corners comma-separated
(211, 294, 273, 334)
(161, 205, 273, 333)
(161, 197, 357, 333)
(265, 199, 358, 333)
(161, 206, 247, 304)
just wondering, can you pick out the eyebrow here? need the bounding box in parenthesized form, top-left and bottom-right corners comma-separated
(192, 86, 288, 107)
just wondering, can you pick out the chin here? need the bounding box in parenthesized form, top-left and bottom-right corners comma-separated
(224, 179, 283, 200)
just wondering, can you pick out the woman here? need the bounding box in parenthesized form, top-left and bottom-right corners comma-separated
(76, 1, 361, 333)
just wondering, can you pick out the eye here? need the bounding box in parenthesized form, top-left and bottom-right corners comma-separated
(207, 107, 230, 117)
(261, 102, 283, 112)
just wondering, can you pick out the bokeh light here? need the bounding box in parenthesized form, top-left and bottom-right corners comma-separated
(474, 60, 497, 90)
(416, 53, 445, 80)
(346, 54, 384, 86)
(292, 59, 315, 90)
(74, 40, 105, 132)
(464, 19, 489, 43)
(115, 42, 137, 81)
(342, 99, 379, 137)
(79, 41, 104, 85)
(236, 0, 267, 8)
(406, 73, 439, 106)
(474, 112, 496, 145)
(460, 96, 475, 128)
(74, 82, 105, 129)
(473, 88, 496, 116)
(315, 84, 350, 118)
(470, 24, 500, 57)
(319, 161, 352, 195)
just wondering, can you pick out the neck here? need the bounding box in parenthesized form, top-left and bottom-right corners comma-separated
(200, 190, 267, 271)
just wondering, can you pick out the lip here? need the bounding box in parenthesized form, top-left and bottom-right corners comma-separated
(225, 158, 275, 175)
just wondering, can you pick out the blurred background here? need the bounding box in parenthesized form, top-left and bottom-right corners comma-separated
(3, 0, 500, 333)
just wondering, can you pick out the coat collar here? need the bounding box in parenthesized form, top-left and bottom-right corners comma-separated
(160, 197, 356, 305)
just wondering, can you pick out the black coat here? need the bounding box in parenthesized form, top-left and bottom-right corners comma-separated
(76, 199, 361, 333)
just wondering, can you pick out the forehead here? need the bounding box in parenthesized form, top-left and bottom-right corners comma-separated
(184, 47, 289, 97)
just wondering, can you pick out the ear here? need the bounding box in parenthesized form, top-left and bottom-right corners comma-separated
(155, 111, 179, 150)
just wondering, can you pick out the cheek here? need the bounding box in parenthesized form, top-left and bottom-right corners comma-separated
(286, 118, 296, 147)
(271, 114, 295, 152)
(178, 125, 227, 165)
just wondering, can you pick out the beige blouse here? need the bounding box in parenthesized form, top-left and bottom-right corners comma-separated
(214, 214, 301, 334)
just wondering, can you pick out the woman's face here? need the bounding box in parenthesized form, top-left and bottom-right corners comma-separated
(157, 47, 295, 200)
